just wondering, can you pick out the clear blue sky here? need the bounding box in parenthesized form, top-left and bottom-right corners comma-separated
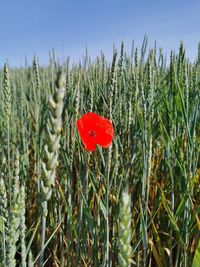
(0, 0, 199, 67)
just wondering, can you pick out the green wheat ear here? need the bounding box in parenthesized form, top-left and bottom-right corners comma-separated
(40, 70, 66, 266)
(7, 150, 24, 267)
(3, 63, 11, 120)
(0, 176, 8, 266)
(0, 176, 8, 225)
(41, 70, 66, 202)
(28, 250, 34, 267)
(118, 190, 133, 267)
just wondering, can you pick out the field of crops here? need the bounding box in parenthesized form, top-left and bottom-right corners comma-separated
(0, 38, 199, 267)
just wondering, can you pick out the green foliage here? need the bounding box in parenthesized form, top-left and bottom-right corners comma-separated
(0, 40, 199, 267)
(192, 238, 200, 267)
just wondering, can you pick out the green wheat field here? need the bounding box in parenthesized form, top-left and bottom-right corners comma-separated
(0, 38, 200, 267)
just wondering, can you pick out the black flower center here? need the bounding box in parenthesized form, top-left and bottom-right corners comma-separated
(88, 130, 96, 137)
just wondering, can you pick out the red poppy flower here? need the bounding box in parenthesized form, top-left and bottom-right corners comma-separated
(77, 112, 114, 151)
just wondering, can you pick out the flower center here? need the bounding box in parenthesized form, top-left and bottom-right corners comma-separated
(88, 130, 96, 137)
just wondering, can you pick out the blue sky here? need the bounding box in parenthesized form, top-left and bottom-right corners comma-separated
(0, 0, 199, 67)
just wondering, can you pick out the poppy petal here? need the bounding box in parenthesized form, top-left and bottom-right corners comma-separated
(95, 121, 114, 147)
(84, 140, 96, 151)
(76, 112, 114, 151)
